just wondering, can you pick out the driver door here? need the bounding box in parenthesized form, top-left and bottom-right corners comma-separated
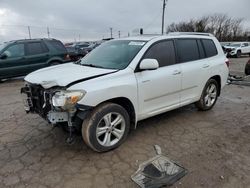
(0, 43, 26, 78)
(135, 40, 181, 119)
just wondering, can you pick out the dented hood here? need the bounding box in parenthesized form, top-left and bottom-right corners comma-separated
(24, 63, 116, 89)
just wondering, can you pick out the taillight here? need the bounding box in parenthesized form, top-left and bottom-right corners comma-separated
(225, 59, 230, 67)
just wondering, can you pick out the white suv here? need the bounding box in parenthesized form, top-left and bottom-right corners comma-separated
(21, 33, 229, 152)
(224, 42, 250, 58)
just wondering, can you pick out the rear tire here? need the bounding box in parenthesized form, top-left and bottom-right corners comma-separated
(82, 103, 130, 152)
(195, 79, 219, 111)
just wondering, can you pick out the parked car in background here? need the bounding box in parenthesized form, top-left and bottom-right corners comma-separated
(224, 42, 250, 58)
(21, 32, 229, 152)
(81, 43, 101, 53)
(66, 46, 87, 61)
(245, 59, 250, 75)
(0, 38, 70, 80)
(65, 42, 101, 61)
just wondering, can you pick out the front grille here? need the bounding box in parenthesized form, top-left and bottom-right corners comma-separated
(28, 84, 51, 118)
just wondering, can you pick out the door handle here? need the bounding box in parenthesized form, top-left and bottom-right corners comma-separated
(202, 64, 210, 68)
(172, 70, 181, 75)
(142, 80, 150, 83)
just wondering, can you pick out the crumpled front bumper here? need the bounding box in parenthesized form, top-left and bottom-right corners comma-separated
(20, 84, 91, 125)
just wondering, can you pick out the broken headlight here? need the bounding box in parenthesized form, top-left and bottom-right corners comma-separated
(52, 90, 86, 109)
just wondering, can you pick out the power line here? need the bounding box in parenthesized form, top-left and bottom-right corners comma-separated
(1, 24, 90, 33)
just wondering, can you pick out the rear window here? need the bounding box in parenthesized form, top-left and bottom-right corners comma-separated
(176, 39, 199, 63)
(26, 42, 48, 55)
(202, 39, 218, 57)
(47, 40, 66, 52)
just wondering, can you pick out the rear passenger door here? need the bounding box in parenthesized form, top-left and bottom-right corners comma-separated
(24, 41, 49, 73)
(176, 38, 213, 105)
(136, 40, 181, 118)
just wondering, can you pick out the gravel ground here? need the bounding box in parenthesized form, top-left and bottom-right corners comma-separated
(0, 57, 249, 188)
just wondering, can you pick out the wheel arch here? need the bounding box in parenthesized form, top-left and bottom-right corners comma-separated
(210, 75, 221, 96)
(99, 97, 137, 129)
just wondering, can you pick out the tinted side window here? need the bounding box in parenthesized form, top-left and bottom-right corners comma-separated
(197, 40, 206, 59)
(176, 39, 199, 63)
(26, 42, 47, 55)
(48, 41, 66, 52)
(3, 44, 24, 58)
(202, 39, 218, 57)
(144, 40, 176, 67)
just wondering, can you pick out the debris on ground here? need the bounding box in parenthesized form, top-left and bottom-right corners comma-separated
(131, 145, 187, 188)
(227, 74, 250, 86)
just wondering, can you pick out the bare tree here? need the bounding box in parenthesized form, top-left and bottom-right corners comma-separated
(166, 14, 247, 41)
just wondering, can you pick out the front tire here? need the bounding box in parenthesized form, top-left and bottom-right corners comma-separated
(82, 103, 130, 152)
(195, 79, 219, 111)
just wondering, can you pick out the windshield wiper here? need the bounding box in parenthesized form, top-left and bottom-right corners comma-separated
(81, 64, 105, 69)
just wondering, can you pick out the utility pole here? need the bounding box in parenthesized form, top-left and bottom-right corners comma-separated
(47, 27, 50, 38)
(79, 34, 81, 41)
(110, 27, 113, 38)
(28, 26, 31, 39)
(161, 0, 167, 35)
(118, 31, 121, 38)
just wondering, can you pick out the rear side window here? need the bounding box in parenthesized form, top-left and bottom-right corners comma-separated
(144, 40, 176, 67)
(202, 39, 218, 57)
(176, 39, 199, 63)
(243, 43, 249, 47)
(48, 40, 66, 52)
(26, 42, 48, 55)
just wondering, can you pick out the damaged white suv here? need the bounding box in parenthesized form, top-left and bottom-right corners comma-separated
(21, 33, 229, 152)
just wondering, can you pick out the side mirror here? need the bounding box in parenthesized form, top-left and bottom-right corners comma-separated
(140, 59, 159, 70)
(0, 53, 7, 60)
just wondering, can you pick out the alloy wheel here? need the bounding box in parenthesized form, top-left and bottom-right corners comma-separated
(204, 83, 217, 107)
(96, 112, 126, 147)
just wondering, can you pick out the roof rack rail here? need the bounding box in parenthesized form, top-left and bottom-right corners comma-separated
(168, 32, 214, 37)
(8, 38, 57, 43)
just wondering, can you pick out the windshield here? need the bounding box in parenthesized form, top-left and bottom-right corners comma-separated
(80, 40, 146, 69)
(0, 43, 7, 52)
(229, 43, 241, 47)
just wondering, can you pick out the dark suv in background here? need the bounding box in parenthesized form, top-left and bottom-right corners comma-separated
(0, 38, 70, 80)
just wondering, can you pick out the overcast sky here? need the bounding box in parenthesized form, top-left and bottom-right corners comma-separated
(0, 0, 249, 43)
